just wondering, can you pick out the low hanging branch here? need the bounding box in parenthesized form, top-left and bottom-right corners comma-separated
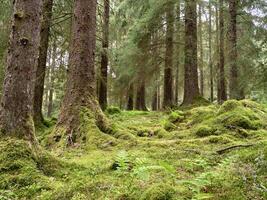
(216, 144, 255, 155)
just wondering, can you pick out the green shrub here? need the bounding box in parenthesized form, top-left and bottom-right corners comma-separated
(106, 106, 121, 115)
(141, 183, 176, 200)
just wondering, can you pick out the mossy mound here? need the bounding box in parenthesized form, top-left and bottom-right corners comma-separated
(194, 125, 217, 137)
(0, 138, 62, 199)
(169, 100, 267, 139)
(140, 183, 176, 200)
(106, 106, 122, 115)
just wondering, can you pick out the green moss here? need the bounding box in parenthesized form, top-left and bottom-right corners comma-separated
(218, 100, 242, 113)
(168, 111, 184, 123)
(141, 183, 176, 200)
(106, 106, 122, 115)
(219, 112, 260, 130)
(194, 125, 217, 137)
(0, 138, 62, 199)
(163, 121, 176, 131)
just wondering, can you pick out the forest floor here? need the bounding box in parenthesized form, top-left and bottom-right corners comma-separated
(1, 100, 267, 200)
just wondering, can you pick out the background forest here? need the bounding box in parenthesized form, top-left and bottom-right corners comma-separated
(0, 0, 267, 199)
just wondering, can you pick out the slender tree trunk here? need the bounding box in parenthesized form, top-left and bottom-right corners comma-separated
(183, 0, 200, 105)
(47, 41, 56, 118)
(33, 0, 53, 127)
(0, 0, 42, 142)
(55, 0, 109, 145)
(218, 0, 227, 103)
(209, 0, 214, 102)
(99, 0, 110, 111)
(198, 3, 204, 97)
(229, 0, 239, 99)
(163, 5, 174, 108)
(175, 1, 181, 105)
(127, 83, 134, 110)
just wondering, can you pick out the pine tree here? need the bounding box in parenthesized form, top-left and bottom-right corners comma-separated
(55, 0, 109, 145)
(183, 0, 200, 105)
(0, 0, 42, 142)
(99, 0, 110, 111)
(33, 0, 54, 127)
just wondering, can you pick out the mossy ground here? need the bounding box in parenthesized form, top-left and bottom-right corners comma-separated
(1, 100, 267, 200)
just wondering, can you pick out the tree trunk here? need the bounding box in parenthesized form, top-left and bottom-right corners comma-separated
(47, 41, 56, 118)
(198, 3, 204, 97)
(55, 0, 109, 145)
(127, 83, 134, 110)
(209, 0, 214, 102)
(229, 0, 240, 99)
(152, 88, 158, 111)
(99, 0, 110, 111)
(0, 0, 42, 142)
(135, 80, 147, 111)
(33, 0, 53, 127)
(218, 0, 227, 103)
(183, 0, 200, 105)
(175, 1, 181, 105)
(163, 5, 174, 108)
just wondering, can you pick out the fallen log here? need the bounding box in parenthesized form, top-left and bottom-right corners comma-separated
(216, 144, 255, 155)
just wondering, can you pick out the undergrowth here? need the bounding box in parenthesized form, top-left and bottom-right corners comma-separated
(1, 100, 267, 199)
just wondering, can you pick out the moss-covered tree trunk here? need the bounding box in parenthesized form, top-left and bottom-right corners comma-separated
(54, 0, 108, 145)
(183, 0, 200, 105)
(98, 0, 110, 111)
(218, 0, 227, 103)
(33, 0, 54, 127)
(0, 0, 42, 142)
(163, 5, 174, 108)
(229, 0, 240, 99)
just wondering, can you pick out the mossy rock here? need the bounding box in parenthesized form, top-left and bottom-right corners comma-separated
(194, 125, 217, 137)
(106, 106, 121, 115)
(141, 183, 176, 200)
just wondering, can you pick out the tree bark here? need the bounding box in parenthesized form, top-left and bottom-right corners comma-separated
(0, 0, 42, 142)
(99, 0, 110, 111)
(183, 0, 200, 105)
(163, 5, 174, 108)
(229, 0, 240, 99)
(55, 0, 109, 145)
(33, 0, 54, 127)
(218, 0, 227, 103)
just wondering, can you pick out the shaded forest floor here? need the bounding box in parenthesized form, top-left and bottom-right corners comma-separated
(1, 100, 267, 200)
